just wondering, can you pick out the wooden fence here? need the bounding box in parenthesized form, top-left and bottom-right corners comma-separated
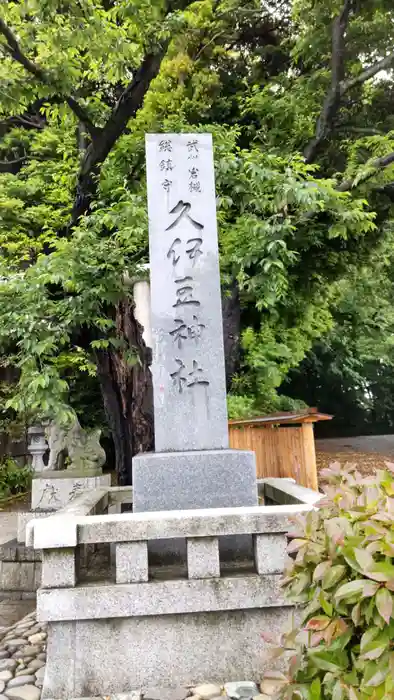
(229, 409, 332, 490)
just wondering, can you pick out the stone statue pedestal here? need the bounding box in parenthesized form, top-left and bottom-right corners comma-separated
(31, 470, 110, 511)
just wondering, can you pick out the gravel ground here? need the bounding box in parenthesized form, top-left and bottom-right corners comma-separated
(0, 610, 47, 700)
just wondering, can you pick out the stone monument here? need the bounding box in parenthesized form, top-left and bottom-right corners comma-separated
(132, 134, 257, 557)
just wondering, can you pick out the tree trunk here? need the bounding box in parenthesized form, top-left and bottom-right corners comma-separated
(95, 299, 153, 485)
(222, 281, 241, 392)
(95, 285, 239, 483)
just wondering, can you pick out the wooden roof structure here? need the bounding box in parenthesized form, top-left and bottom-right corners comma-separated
(228, 406, 333, 428)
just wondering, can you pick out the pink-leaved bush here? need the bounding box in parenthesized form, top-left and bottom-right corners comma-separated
(261, 462, 394, 700)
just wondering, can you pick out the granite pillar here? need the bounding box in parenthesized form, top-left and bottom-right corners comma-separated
(133, 133, 257, 560)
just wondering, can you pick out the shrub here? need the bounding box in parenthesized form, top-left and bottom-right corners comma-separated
(261, 462, 394, 700)
(0, 457, 32, 501)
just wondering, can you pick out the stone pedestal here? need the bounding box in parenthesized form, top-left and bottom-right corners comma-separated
(133, 450, 257, 512)
(31, 471, 111, 511)
(133, 450, 257, 563)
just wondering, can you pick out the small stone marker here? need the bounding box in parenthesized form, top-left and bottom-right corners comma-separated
(145, 133, 228, 452)
(133, 134, 257, 551)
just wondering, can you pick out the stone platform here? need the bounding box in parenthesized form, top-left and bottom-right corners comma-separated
(0, 513, 18, 546)
(0, 610, 275, 700)
(24, 482, 317, 699)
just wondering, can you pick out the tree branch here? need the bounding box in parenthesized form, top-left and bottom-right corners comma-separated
(340, 53, 394, 94)
(1, 115, 44, 130)
(0, 152, 27, 173)
(14, 115, 44, 129)
(71, 49, 167, 223)
(2, 1, 193, 229)
(303, 0, 352, 164)
(338, 125, 384, 136)
(337, 151, 394, 192)
(304, 32, 394, 165)
(0, 17, 44, 80)
(62, 97, 101, 139)
(0, 17, 99, 138)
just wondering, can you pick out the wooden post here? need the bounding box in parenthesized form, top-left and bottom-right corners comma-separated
(300, 423, 318, 490)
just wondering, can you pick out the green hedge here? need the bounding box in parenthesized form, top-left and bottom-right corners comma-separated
(0, 457, 32, 502)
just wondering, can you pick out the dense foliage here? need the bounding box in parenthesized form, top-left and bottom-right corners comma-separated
(0, 457, 31, 502)
(286, 231, 394, 435)
(1, 0, 394, 474)
(262, 462, 394, 699)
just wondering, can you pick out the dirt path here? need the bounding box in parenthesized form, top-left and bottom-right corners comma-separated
(316, 434, 394, 480)
(316, 434, 394, 455)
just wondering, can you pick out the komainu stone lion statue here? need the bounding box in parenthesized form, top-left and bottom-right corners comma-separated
(45, 418, 106, 474)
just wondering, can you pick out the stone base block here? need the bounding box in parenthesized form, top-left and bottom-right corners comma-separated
(42, 607, 293, 699)
(132, 449, 257, 512)
(132, 450, 257, 564)
(0, 539, 42, 595)
(31, 472, 111, 511)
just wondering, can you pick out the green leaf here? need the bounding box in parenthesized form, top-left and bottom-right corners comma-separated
(91, 339, 109, 349)
(332, 681, 344, 700)
(310, 677, 321, 699)
(362, 656, 390, 688)
(307, 649, 348, 672)
(289, 572, 311, 597)
(322, 565, 347, 590)
(364, 666, 387, 688)
(343, 668, 359, 686)
(360, 626, 380, 653)
(335, 579, 379, 603)
(313, 561, 332, 582)
(319, 590, 333, 616)
(375, 588, 393, 624)
(287, 538, 309, 553)
(351, 601, 362, 626)
(347, 688, 359, 700)
(367, 561, 394, 582)
(354, 547, 375, 572)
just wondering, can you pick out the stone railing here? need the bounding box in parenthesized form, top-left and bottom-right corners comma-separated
(26, 485, 317, 698)
(29, 498, 309, 607)
(259, 477, 323, 507)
